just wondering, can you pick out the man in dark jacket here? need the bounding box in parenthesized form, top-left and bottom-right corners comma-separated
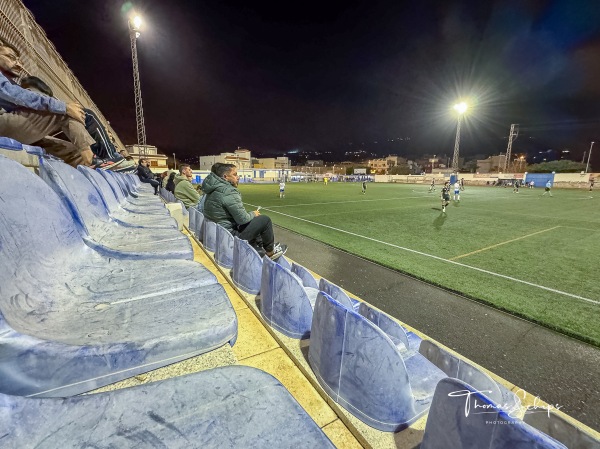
(202, 163, 286, 260)
(137, 158, 160, 194)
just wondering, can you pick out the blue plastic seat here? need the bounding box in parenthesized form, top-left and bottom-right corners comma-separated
(260, 257, 320, 339)
(38, 157, 193, 260)
(419, 339, 521, 411)
(524, 409, 600, 449)
(78, 165, 177, 228)
(98, 169, 167, 212)
(215, 223, 235, 269)
(203, 219, 218, 252)
(232, 236, 263, 294)
(318, 277, 357, 310)
(421, 378, 567, 449)
(309, 291, 447, 432)
(0, 155, 237, 397)
(0, 136, 45, 155)
(193, 209, 205, 242)
(358, 303, 421, 358)
(291, 261, 319, 289)
(0, 366, 335, 449)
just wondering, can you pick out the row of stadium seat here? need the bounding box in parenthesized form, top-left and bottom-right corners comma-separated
(187, 207, 599, 448)
(0, 137, 335, 448)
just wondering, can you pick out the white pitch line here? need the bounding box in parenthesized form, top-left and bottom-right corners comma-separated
(260, 196, 425, 209)
(247, 204, 600, 306)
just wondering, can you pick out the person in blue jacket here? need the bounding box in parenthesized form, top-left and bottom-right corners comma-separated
(0, 39, 98, 167)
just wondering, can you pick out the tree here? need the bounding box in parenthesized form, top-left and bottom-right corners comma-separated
(390, 164, 411, 175)
(464, 160, 479, 173)
(526, 160, 586, 173)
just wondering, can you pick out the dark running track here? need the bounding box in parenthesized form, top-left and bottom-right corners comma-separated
(276, 226, 600, 431)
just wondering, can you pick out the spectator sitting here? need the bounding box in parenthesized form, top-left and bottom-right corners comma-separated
(19, 75, 133, 171)
(174, 164, 201, 208)
(202, 163, 287, 260)
(0, 40, 103, 167)
(136, 157, 160, 195)
(165, 171, 176, 193)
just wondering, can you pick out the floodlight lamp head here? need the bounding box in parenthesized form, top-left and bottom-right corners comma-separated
(453, 102, 468, 114)
(131, 15, 142, 31)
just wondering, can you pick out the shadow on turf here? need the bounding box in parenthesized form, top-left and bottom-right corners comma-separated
(433, 212, 447, 230)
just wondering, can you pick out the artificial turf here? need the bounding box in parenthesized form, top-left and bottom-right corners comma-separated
(238, 181, 600, 346)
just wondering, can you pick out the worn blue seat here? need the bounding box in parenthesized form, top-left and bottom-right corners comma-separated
(78, 165, 177, 228)
(318, 277, 357, 310)
(421, 378, 567, 449)
(291, 261, 319, 289)
(232, 236, 263, 294)
(98, 169, 168, 213)
(193, 208, 205, 242)
(189, 204, 198, 234)
(524, 410, 600, 449)
(309, 291, 446, 432)
(0, 135, 47, 155)
(203, 219, 218, 252)
(0, 155, 237, 397)
(419, 339, 521, 411)
(215, 223, 235, 269)
(260, 256, 320, 339)
(358, 303, 422, 358)
(39, 157, 193, 260)
(0, 366, 335, 449)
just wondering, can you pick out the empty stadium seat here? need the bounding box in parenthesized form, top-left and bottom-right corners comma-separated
(358, 303, 421, 358)
(231, 237, 291, 295)
(38, 157, 193, 260)
(419, 340, 521, 411)
(318, 277, 357, 310)
(192, 208, 205, 242)
(0, 366, 335, 449)
(78, 165, 177, 229)
(232, 237, 263, 294)
(524, 409, 600, 449)
(260, 256, 320, 339)
(291, 262, 319, 289)
(420, 378, 567, 449)
(215, 223, 235, 269)
(203, 219, 218, 252)
(0, 155, 237, 397)
(309, 291, 446, 432)
(98, 169, 167, 212)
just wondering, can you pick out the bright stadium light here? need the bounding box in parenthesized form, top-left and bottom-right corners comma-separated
(453, 102, 468, 114)
(451, 101, 469, 171)
(128, 13, 146, 150)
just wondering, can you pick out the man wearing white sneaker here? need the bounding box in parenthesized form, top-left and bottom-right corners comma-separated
(203, 163, 287, 260)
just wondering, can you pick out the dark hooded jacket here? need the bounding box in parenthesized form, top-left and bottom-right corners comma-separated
(201, 172, 253, 232)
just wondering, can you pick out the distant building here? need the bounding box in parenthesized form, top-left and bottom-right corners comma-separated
(254, 157, 290, 170)
(199, 148, 253, 171)
(477, 154, 506, 173)
(125, 144, 168, 172)
(368, 155, 406, 173)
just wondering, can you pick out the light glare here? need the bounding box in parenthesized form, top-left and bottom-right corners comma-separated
(453, 102, 468, 114)
(132, 15, 142, 29)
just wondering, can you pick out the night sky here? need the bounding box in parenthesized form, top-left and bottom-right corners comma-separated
(24, 0, 600, 166)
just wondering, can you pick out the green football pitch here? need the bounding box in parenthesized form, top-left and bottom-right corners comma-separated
(238, 181, 600, 346)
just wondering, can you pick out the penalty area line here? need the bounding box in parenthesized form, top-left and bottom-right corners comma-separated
(248, 205, 599, 306)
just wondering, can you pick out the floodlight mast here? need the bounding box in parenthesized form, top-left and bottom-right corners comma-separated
(129, 15, 147, 153)
(452, 102, 468, 171)
(504, 124, 519, 172)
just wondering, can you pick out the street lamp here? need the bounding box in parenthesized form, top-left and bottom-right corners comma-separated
(452, 102, 468, 171)
(585, 141, 594, 174)
(128, 14, 147, 153)
(173, 153, 176, 170)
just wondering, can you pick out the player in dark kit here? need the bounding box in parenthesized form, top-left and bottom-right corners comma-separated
(429, 179, 436, 192)
(441, 181, 451, 212)
(361, 180, 367, 194)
